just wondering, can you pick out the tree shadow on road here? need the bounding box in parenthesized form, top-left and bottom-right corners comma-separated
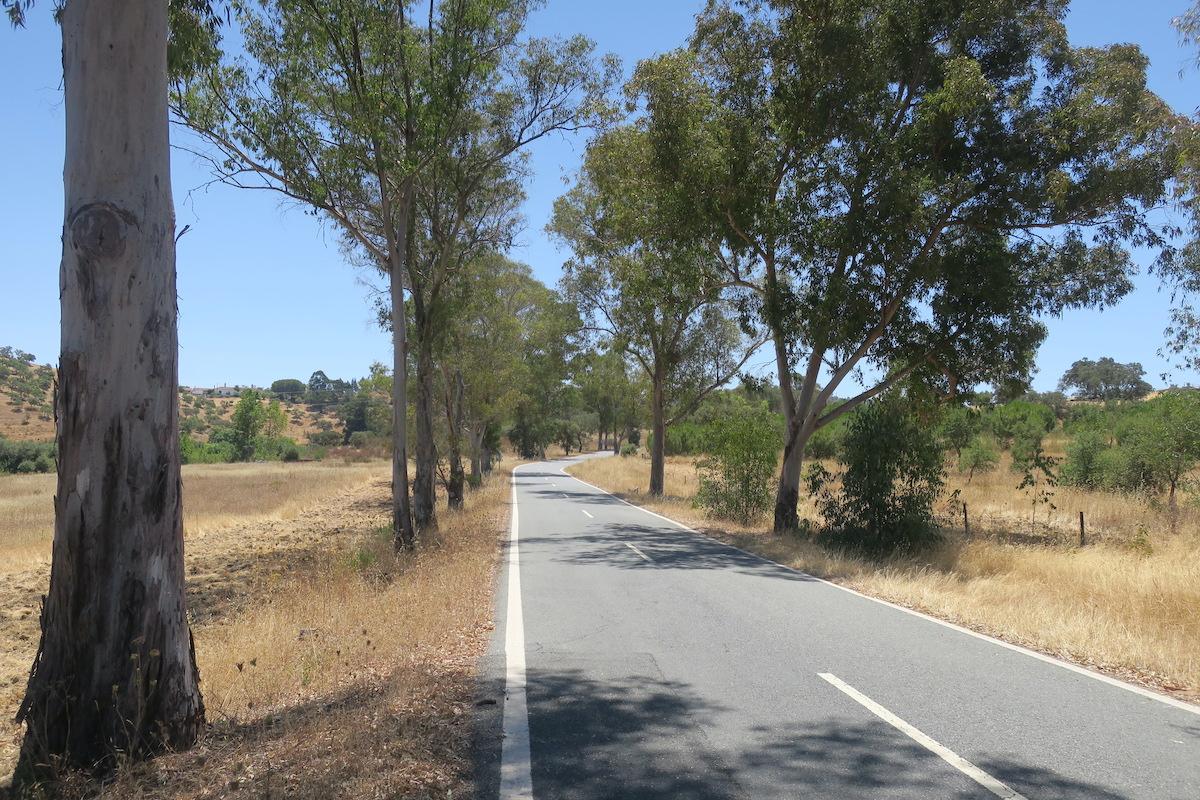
(476, 667, 1139, 800)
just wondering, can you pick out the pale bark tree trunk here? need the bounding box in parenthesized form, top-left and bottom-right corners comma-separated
(468, 426, 484, 483)
(16, 1, 204, 780)
(649, 367, 666, 496)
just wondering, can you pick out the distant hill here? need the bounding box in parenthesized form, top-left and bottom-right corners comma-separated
(0, 347, 342, 443)
(0, 348, 54, 441)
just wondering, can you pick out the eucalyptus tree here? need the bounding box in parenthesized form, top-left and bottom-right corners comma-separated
(5, 0, 220, 781)
(175, 0, 616, 538)
(632, 0, 1189, 530)
(401, 29, 618, 527)
(578, 347, 640, 451)
(552, 126, 758, 495)
(1158, 4, 1200, 372)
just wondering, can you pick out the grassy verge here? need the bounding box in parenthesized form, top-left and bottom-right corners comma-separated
(1, 460, 510, 797)
(568, 454, 1200, 704)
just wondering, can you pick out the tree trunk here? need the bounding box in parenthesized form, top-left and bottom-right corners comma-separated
(389, 181, 415, 551)
(650, 371, 666, 496)
(15, 1, 205, 780)
(412, 313, 438, 532)
(468, 427, 484, 483)
(773, 413, 807, 532)
(445, 370, 465, 510)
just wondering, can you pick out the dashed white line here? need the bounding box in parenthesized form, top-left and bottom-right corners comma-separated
(562, 468, 1199, 716)
(581, 509, 594, 518)
(499, 469, 533, 799)
(625, 542, 652, 561)
(819, 673, 1028, 800)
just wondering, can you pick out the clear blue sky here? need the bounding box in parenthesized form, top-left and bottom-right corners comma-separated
(0, 1, 1196, 390)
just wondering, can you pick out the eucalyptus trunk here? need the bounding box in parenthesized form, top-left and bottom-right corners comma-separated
(649, 369, 666, 496)
(15, 0, 204, 779)
(412, 311, 438, 532)
(387, 179, 415, 551)
(445, 370, 466, 509)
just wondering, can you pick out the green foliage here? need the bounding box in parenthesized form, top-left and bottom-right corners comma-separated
(807, 397, 945, 555)
(984, 400, 1056, 449)
(1060, 431, 1110, 488)
(270, 378, 305, 396)
(0, 346, 53, 419)
(1058, 357, 1153, 401)
(0, 436, 55, 474)
(620, 442, 638, 457)
(958, 437, 999, 483)
(179, 434, 232, 465)
(230, 389, 266, 461)
(308, 429, 343, 448)
(937, 406, 980, 458)
(695, 406, 780, 525)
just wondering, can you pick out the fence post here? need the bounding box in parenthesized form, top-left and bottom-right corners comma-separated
(1079, 511, 1086, 547)
(963, 503, 970, 540)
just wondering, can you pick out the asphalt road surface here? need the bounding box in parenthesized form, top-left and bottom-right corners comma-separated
(474, 455, 1200, 799)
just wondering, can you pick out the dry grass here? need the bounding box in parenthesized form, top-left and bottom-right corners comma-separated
(1, 459, 510, 798)
(569, 453, 1200, 704)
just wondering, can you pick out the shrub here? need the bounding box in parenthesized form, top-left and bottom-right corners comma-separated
(807, 396, 945, 554)
(308, 429, 342, 447)
(620, 442, 638, 457)
(281, 443, 301, 462)
(958, 436, 999, 482)
(694, 407, 780, 525)
(16, 460, 37, 474)
(805, 423, 843, 460)
(1060, 431, 1109, 488)
(0, 436, 56, 474)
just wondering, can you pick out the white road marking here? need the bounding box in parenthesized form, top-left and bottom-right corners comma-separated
(819, 673, 1028, 800)
(562, 469, 1200, 716)
(499, 469, 533, 799)
(625, 542, 652, 561)
(581, 509, 594, 519)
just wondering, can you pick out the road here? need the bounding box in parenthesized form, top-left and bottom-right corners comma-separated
(474, 455, 1200, 799)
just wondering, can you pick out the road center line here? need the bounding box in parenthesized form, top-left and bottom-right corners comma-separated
(581, 509, 593, 518)
(818, 673, 1027, 800)
(625, 542, 652, 561)
(499, 471, 533, 799)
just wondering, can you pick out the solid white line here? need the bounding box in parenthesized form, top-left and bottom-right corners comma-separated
(625, 542, 652, 561)
(819, 673, 1027, 799)
(560, 467, 1200, 716)
(499, 468, 533, 799)
(581, 509, 594, 519)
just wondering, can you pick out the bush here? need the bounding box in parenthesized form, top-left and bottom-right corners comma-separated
(308, 429, 343, 447)
(958, 436, 998, 482)
(807, 396, 945, 554)
(805, 422, 844, 460)
(1060, 431, 1109, 488)
(180, 434, 234, 464)
(694, 407, 780, 525)
(0, 436, 56, 474)
(281, 443, 301, 462)
(620, 442, 638, 457)
(15, 459, 37, 474)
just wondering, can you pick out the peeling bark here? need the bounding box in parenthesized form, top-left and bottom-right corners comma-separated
(15, 0, 204, 780)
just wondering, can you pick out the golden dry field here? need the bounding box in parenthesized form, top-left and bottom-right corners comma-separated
(0, 459, 508, 797)
(568, 452, 1200, 705)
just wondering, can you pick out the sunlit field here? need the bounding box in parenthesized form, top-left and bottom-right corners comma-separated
(0, 459, 509, 797)
(569, 453, 1200, 703)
